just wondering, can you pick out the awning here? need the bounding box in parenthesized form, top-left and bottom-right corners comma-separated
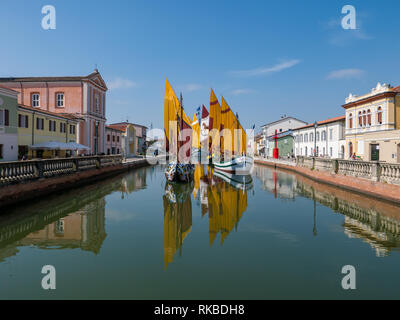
(29, 141, 72, 150)
(66, 142, 90, 150)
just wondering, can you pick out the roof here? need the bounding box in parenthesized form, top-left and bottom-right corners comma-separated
(0, 84, 19, 94)
(261, 116, 307, 128)
(106, 125, 125, 132)
(266, 129, 294, 140)
(18, 104, 81, 122)
(0, 69, 108, 91)
(293, 115, 346, 131)
(110, 122, 148, 129)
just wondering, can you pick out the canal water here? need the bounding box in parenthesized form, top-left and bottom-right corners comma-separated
(0, 164, 399, 299)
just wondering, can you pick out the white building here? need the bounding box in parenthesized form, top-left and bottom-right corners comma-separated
(293, 116, 346, 159)
(260, 116, 307, 156)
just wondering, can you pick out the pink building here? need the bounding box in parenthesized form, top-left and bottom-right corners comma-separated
(0, 69, 108, 154)
(105, 126, 123, 155)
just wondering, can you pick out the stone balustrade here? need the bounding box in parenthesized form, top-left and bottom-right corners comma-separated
(0, 155, 122, 187)
(295, 156, 400, 185)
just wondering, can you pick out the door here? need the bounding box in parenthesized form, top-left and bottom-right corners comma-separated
(349, 142, 353, 158)
(370, 144, 379, 161)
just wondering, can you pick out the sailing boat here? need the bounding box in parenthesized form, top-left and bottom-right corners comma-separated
(208, 89, 254, 175)
(164, 79, 195, 182)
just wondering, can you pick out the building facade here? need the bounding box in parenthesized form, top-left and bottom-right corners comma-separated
(265, 130, 294, 158)
(261, 116, 307, 157)
(107, 123, 136, 158)
(131, 123, 147, 154)
(0, 85, 18, 161)
(0, 69, 107, 155)
(18, 105, 79, 159)
(343, 83, 400, 162)
(293, 116, 346, 159)
(105, 126, 123, 155)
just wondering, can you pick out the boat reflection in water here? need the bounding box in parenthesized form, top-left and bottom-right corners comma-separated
(163, 181, 194, 269)
(163, 165, 252, 268)
(254, 165, 400, 257)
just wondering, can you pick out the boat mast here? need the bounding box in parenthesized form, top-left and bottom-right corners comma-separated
(179, 93, 183, 163)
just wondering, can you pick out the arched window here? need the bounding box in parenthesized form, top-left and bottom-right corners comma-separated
(363, 110, 367, 127)
(349, 113, 353, 129)
(305, 133, 308, 142)
(300, 134, 303, 142)
(358, 111, 363, 127)
(377, 107, 383, 124)
(367, 109, 371, 126)
(310, 132, 314, 142)
(322, 131, 326, 141)
(316, 131, 320, 141)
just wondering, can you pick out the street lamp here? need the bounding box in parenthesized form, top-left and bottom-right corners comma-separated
(314, 121, 318, 157)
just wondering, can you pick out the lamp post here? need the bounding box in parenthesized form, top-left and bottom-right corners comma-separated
(314, 121, 318, 157)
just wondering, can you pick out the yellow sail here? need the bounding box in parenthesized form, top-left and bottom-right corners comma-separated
(221, 97, 236, 156)
(164, 79, 193, 157)
(192, 113, 201, 149)
(209, 89, 222, 156)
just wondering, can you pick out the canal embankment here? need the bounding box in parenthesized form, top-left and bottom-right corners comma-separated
(0, 155, 155, 208)
(255, 156, 400, 205)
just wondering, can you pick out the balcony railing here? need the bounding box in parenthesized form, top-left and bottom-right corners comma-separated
(296, 156, 400, 185)
(0, 155, 123, 187)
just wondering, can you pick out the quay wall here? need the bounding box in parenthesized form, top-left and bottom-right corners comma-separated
(255, 157, 400, 205)
(0, 156, 153, 208)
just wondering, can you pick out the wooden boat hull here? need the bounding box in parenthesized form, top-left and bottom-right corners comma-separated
(213, 169, 253, 190)
(212, 156, 254, 175)
(165, 162, 195, 183)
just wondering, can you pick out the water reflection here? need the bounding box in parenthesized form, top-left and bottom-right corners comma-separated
(255, 165, 400, 257)
(0, 169, 148, 261)
(163, 165, 251, 267)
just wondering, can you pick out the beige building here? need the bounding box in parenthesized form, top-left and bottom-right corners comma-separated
(343, 83, 400, 162)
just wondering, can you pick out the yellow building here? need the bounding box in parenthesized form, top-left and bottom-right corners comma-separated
(343, 83, 400, 162)
(18, 104, 80, 159)
(107, 123, 136, 157)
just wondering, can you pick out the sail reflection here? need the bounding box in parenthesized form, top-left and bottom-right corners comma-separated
(255, 165, 400, 257)
(163, 182, 193, 269)
(163, 165, 251, 268)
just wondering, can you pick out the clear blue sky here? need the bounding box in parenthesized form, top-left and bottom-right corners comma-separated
(1, 0, 400, 131)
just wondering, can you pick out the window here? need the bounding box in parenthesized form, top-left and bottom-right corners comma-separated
(36, 118, 44, 130)
(112, 135, 115, 142)
(310, 132, 314, 142)
(349, 113, 353, 129)
(56, 93, 65, 107)
(377, 107, 383, 124)
(367, 109, 371, 126)
(107, 134, 110, 142)
(49, 120, 56, 132)
(70, 125, 75, 134)
(316, 131, 320, 141)
(117, 136, 120, 143)
(18, 115, 29, 128)
(363, 110, 367, 127)
(0, 109, 9, 126)
(304, 133, 308, 142)
(95, 95, 99, 112)
(0, 144, 2, 159)
(330, 147, 333, 157)
(60, 123, 66, 133)
(329, 129, 333, 141)
(32, 93, 40, 107)
(321, 131, 326, 141)
(358, 111, 362, 127)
